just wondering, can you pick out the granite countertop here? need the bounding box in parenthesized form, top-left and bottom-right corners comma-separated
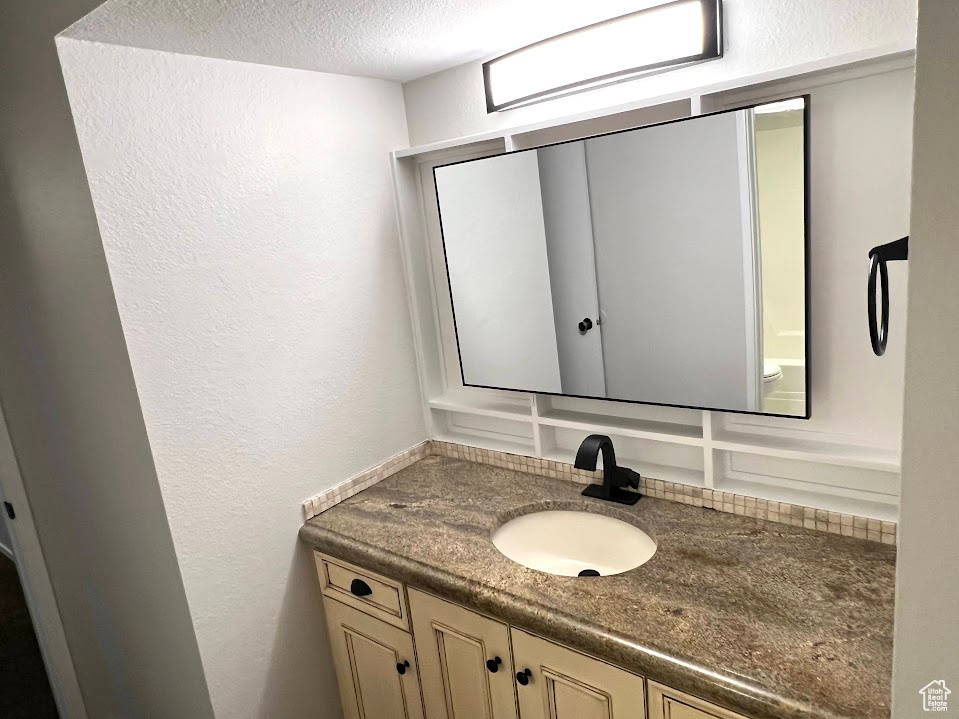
(299, 456, 895, 719)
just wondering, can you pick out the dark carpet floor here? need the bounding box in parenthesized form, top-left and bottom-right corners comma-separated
(0, 554, 58, 718)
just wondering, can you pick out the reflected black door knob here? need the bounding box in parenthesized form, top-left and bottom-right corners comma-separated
(516, 668, 532, 685)
(578, 318, 593, 333)
(486, 656, 502, 673)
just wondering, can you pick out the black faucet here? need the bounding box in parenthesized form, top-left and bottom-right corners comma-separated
(574, 434, 642, 505)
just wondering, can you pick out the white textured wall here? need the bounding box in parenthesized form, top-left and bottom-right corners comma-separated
(402, 0, 917, 145)
(892, 1, 959, 714)
(57, 38, 426, 718)
(2, 2, 214, 717)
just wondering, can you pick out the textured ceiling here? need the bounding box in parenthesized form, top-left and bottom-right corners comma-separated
(62, 0, 662, 82)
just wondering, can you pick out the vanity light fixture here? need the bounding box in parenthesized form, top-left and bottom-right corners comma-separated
(482, 0, 722, 112)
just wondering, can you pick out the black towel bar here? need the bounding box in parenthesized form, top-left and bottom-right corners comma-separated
(867, 236, 909, 356)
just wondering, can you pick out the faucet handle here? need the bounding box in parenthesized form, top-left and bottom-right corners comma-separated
(617, 467, 641, 490)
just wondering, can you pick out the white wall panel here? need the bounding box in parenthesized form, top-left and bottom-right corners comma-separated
(1, 2, 213, 716)
(893, 1, 959, 712)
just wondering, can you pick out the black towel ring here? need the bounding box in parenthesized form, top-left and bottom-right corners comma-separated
(867, 236, 908, 356)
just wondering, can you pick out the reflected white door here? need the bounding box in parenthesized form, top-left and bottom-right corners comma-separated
(435, 153, 562, 393)
(538, 143, 607, 397)
(585, 111, 760, 411)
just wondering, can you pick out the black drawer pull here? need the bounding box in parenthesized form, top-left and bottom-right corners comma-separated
(486, 657, 502, 673)
(350, 578, 373, 597)
(397, 660, 410, 675)
(516, 668, 532, 686)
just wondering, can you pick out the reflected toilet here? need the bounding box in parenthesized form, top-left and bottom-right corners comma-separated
(762, 360, 783, 400)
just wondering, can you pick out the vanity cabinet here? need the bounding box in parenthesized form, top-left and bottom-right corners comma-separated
(313, 552, 749, 719)
(315, 552, 411, 630)
(408, 588, 518, 719)
(647, 682, 749, 719)
(323, 597, 425, 719)
(511, 627, 646, 719)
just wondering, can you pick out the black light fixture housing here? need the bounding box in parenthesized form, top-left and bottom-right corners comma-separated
(482, 0, 723, 113)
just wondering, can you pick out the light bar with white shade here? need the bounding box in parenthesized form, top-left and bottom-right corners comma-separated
(483, 0, 722, 112)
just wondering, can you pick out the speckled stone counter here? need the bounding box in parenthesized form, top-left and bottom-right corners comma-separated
(299, 456, 896, 719)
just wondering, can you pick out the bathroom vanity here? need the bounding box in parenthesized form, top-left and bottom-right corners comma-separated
(300, 456, 896, 719)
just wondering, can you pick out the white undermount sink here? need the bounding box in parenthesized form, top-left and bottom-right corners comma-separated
(491, 510, 657, 577)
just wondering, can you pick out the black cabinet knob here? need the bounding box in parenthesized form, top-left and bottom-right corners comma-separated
(396, 660, 410, 675)
(578, 318, 593, 333)
(350, 579, 373, 597)
(516, 668, 532, 686)
(486, 656, 502, 673)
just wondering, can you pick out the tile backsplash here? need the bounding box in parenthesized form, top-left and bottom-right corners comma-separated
(301, 441, 430, 520)
(303, 440, 896, 545)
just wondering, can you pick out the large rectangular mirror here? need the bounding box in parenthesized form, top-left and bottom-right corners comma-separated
(434, 98, 808, 418)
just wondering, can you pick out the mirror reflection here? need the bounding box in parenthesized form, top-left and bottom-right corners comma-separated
(435, 98, 807, 417)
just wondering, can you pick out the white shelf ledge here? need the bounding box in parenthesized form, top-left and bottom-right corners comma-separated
(433, 430, 534, 458)
(538, 408, 703, 447)
(712, 432, 900, 473)
(428, 392, 533, 422)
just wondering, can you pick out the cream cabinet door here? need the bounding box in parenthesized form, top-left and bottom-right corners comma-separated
(408, 588, 518, 719)
(647, 681, 750, 719)
(324, 597, 426, 719)
(511, 629, 645, 719)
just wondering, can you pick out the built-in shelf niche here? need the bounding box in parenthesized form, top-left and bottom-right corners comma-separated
(428, 390, 532, 422)
(536, 394, 703, 447)
(432, 408, 535, 456)
(710, 429, 900, 473)
(712, 449, 899, 522)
